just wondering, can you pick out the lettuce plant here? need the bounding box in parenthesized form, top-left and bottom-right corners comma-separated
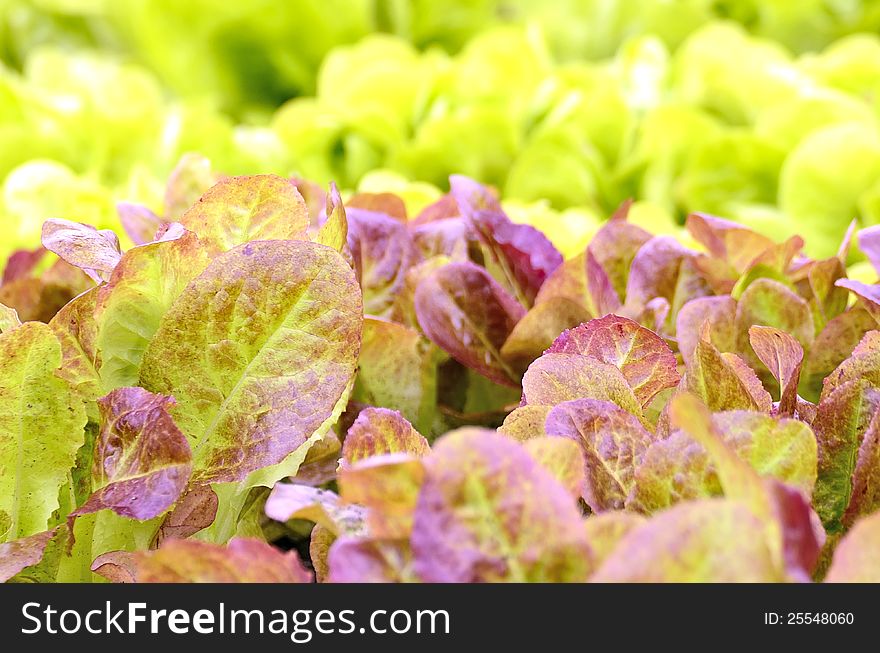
(1, 171, 880, 583)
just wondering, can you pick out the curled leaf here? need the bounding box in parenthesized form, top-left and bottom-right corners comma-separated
(415, 261, 524, 386)
(41, 218, 122, 283)
(748, 326, 804, 415)
(68, 388, 192, 534)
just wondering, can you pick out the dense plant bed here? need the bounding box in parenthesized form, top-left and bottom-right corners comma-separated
(1, 172, 880, 583)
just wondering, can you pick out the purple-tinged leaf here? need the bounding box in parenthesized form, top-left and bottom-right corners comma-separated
(858, 224, 880, 277)
(627, 431, 719, 513)
(48, 288, 100, 402)
(0, 322, 86, 541)
(0, 528, 58, 582)
(714, 412, 817, 494)
(95, 230, 210, 392)
(91, 550, 137, 583)
(163, 153, 216, 220)
(825, 512, 880, 582)
(803, 308, 876, 401)
(835, 278, 880, 324)
(352, 318, 441, 435)
(686, 213, 775, 274)
(534, 253, 588, 307)
(498, 405, 550, 441)
(450, 175, 561, 307)
(41, 218, 122, 283)
(411, 218, 470, 261)
(265, 485, 366, 537)
(546, 315, 680, 408)
(676, 295, 737, 368)
(822, 330, 880, 398)
(415, 261, 524, 386)
(117, 203, 164, 246)
(293, 432, 342, 487)
(734, 278, 815, 354)
(766, 481, 825, 581)
(843, 408, 880, 526)
(2, 247, 46, 283)
(413, 193, 459, 225)
(139, 240, 362, 484)
(687, 326, 772, 412)
(341, 407, 429, 468)
(348, 208, 422, 318)
(327, 537, 415, 583)
(748, 326, 804, 415)
(545, 398, 654, 511)
(588, 219, 652, 300)
(591, 500, 782, 582)
(625, 237, 705, 316)
(521, 353, 643, 417)
(180, 175, 309, 257)
(812, 379, 880, 531)
(68, 388, 191, 538)
(134, 538, 312, 583)
(586, 249, 622, 316)
(804, 257, 848, 330)
(156, 485, 218, 545)
(669, 394, 823, 579)
(411, 428, 593, 583)
(583, 512, 644, 569)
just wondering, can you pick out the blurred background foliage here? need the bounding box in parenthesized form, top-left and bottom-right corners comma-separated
(1, 0, 880, 258)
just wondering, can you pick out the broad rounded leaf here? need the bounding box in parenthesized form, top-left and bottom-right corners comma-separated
(352, 318, 440, 435)
(411, 428, 593, 583)
(180, 175, 309, 256)
(339, 454, 425, 538)
(521, 353, 642, 417)
(547, 315, 679, 408)
(139, 240, 362, 484)
(675, 295, 737, 368)
(341, 408, 429, 468)
(498, 405, 550, 441)
(347, 208, 421, 318)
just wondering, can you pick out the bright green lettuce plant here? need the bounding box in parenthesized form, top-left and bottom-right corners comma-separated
(5, 12, 880, 267)
(1, 172, 880, 582)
